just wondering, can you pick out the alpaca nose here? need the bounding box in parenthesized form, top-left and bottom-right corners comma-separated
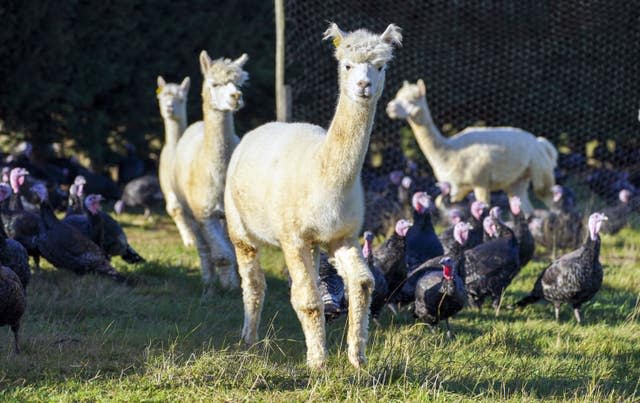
(231, 92, 242, 101)
(357, 80, 371, 89)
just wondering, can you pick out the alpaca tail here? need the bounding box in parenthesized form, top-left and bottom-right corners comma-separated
(530, 137, 558, 205)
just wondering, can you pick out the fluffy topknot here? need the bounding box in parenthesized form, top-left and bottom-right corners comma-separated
(323, 23, 402, 65)
(200, 51, 249, 87)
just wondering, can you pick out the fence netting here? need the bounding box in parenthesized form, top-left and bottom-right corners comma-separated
(283, 0, 640, 215)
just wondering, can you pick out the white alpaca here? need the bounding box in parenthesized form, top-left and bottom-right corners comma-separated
(387, 80, 558, 213)
(156, 76, 197, 247)
(224, 23, 402, 369)
(172, 51, 248, 293)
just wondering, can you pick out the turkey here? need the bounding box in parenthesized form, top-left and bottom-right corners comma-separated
(531, 185, 583, 254)
(514, 212, 608, 323)
(600, 189, 635, 234)
(0, 217, 30, 292)
(399, 221, 471, 310)
(317, 253, 345, 322)
(64, 193, 144, 264)
(508, 196, 535, 267)
(466, 200, 488, 249)
(434, 181, 471, 225)
(463, 207, 520, 314)
(65, 175, 87, 217)
(0, 265, 25, 353)
(373, 219, 411, 309)
(404, 192, 443, 271)
(31, 185, 127, 282)
(438, 208, 464, 254)
(114, 174, 164, 217)
(0, 183, 42, 270)
(362, 231, 388, 321)
(414, 256, 467, 339)
(8, 167, 29, 211)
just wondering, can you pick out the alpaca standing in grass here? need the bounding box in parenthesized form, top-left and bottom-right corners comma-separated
(157, 76, 195, 247)
(225, 23, 402, 369)
(387, 80, 558, 214)
(172, 51, 248, 293)
(156, 76, 195, 246)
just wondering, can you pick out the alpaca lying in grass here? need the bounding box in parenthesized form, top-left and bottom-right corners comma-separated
(172, 51, 248, 293)
(156, 76, 195, 246)
(224, 23, 402, 369)
(387, 79, 558, 214)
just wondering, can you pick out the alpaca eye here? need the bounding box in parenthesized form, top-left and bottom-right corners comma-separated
(345, 64, 351, 71)
(377, 66, 383, 72)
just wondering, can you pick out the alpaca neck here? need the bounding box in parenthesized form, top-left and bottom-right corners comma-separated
(317, 93, 376, 190)
(407, 99, 451, 169)
(163, 112, 186, 147)
(203, 104, 235, 165)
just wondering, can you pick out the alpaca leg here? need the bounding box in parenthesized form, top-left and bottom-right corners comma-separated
(232, 238, 266, 346)
(554, 303, 561, 322)
(282, 241, 327, 369)
(202, 218, 239, 290)
(166, 194, 196, 247)
(472, 187, 491, 206)
(186, 218, 215, 296)
(332, 239, 374, 368)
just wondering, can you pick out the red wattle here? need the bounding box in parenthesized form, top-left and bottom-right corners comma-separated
(443, 265, 453, 280)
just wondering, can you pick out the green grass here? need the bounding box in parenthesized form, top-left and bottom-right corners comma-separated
(1, 213, 639, 402)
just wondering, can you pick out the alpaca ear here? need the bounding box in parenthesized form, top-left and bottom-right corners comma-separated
(180, 76, 191, 92)
(417, 79, 426, 96)
(380, 24, 402, 46)
(157, 76, 166, 88)
(233, 53, 249, 68)
(323, 22, 346, 46)
(199, 50, 212, 74)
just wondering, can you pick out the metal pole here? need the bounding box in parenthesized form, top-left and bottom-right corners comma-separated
(275, 0, 290, 122)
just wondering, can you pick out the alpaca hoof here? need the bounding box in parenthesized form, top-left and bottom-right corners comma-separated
(307, 355, 327, 370)
(348, 351, 367, 369)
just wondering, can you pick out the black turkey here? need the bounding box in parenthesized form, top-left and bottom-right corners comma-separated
(64, 194, 144, 264)
(531, 185, 583, 254)
(438, 208, 464, 254)
(509, 196, 535, 267)
(0, 265, 25, 353)
(317, 253, 345, 322)
(414, 256, 467, 339)
(374, 219, 411, 309)
(600, 189, 635, 235)
(515, 212, 608, 323)
(31, 185, 126, 282)
(362, 231, 388, 321)
(404, 192, 443, 271)
(0, 183, 42, 269)
(400, 221, 471, 309)
(8, 167, 29, 211)
(0, 217, 30, 292)
(463, 207, 520, 314)
(114, 174, 163, 217)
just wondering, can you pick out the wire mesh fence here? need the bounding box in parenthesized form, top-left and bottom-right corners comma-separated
(283, 0, 640, 211)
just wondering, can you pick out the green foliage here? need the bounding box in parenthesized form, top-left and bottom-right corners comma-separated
(1, 213, 639, 401)
(0, 1, 275, 166)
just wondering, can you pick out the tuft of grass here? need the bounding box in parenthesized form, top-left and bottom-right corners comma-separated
(1, 212, 639, 401)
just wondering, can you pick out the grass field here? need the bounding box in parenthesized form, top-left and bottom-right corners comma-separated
(1, 212, 639, 402)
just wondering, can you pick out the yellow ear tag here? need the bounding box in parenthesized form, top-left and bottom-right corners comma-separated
(332, 37, 341, 47)
(155, 87, 162, 95)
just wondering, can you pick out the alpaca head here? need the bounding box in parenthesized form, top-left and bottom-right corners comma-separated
(323, 23, 402, 105)
(0, 183, 11, 202)
(84, 194, 103, 215)
(199, 51, 249, 112)
(386, 79, 428, 120)
(157, 76, 190, 120)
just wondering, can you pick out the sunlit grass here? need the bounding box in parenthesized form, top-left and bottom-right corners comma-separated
(1, 211, 639, 401)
